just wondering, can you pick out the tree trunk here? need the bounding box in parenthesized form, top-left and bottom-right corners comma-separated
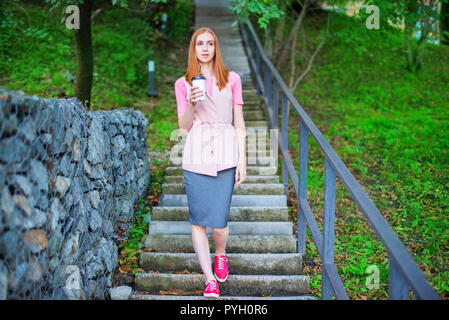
(272, 0, 287, 62)
(73, 0, 93, 107)
(404, 1, 435, 72)
(403, 1, 420, 72)
(288, 17, 300, 89)
(275, 0, 309, 71)
(441, 0, 449, 45)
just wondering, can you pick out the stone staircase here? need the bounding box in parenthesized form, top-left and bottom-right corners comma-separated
(127, 0, 313, 300)
(129, 81, 313, 300)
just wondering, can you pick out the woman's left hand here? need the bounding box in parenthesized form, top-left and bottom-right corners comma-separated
(235, 160, 247, 186)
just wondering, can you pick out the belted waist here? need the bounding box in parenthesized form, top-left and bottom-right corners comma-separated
(190, 121, 234, 157)
(192, 120, 233, 129)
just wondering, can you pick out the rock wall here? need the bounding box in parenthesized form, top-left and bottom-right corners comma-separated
(0, 88, 151, 299)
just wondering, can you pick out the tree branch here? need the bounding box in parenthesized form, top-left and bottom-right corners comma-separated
(291, 38, 325, 92)
(90, 8, 102, 20)
(275, 0, 310, 70)
(290, 10, 329, 92)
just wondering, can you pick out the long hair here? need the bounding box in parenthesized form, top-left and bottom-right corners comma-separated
(184, 27, 230, 91)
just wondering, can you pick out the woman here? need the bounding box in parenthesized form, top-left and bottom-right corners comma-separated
(174, 27, 247, 298)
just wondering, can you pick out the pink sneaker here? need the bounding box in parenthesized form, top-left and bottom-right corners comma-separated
(214, 255, 229, 282)
(203, 280, 219, 298)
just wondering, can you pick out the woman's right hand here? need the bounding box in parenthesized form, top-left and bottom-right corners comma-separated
(189, 86, 204, 106)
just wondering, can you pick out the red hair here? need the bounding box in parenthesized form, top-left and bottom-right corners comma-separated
(184, 27, 230, 91)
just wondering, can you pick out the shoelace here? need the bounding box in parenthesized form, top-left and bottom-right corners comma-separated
(207, 280, 218, 290)
(217, 256, 227, 270)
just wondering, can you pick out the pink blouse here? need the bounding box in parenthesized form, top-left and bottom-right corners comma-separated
(174, 71, 245, 176)
(175, 71, 244, 118)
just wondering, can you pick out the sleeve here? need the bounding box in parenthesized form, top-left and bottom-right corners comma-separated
(231, 72, 244, 106)
(175, 78, 188, 118)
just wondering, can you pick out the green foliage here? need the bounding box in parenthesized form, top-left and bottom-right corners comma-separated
(118, 199, 150, 274)
(166, 0, 192, 42)
(228, 0, 285, 30)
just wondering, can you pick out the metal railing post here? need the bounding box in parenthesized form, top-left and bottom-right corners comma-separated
(389, 253, 410, 299)
(266, 67, 272, 114)
(297, 119, 308, 254)
(263, 61, 268, 99)
(273, 81, 279, 129)
(281, 92, 289, 196)
(322, 157, 337, 300)
(255, 49, 261, 95)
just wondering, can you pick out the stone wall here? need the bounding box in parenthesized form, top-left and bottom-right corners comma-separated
(0, 88, 151, 299)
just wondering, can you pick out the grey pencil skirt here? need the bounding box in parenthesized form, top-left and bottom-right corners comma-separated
(183, 167, 237, 228)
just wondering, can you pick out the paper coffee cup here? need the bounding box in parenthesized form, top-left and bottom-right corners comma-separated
(192, 76, 206, 102)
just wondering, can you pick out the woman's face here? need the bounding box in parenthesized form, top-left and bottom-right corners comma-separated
(195, 32, 215, 64)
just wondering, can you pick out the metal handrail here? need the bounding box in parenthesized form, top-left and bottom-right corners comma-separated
(238, 17, 441, 300)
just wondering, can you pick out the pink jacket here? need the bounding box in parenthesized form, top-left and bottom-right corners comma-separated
(175, 73, 244, 176)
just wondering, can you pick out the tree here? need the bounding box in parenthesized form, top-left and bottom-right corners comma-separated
(230, 0, 328, 91)
(44, 0, 166, 107)
(228, 0, 285, 59)
(441, 0, 449, 45)
(358, 0, 442, 72)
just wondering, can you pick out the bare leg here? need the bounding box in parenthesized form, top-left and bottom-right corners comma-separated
(191, 224, 215, 283)
(212, 226, 229, 256)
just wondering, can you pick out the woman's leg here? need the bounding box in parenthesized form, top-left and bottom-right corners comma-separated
(212, 226, 229, 256)
(191, 224, 215, 283)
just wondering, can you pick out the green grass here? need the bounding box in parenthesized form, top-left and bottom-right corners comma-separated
(265, 9, 449, 299)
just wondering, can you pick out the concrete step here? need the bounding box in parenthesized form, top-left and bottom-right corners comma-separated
(140, 252, 303, 275)
(247, 150, 277, 158)
(244, 111, 265, 121)
(162, 183, 284, 195)
(245, 121, 268, 127)
(134, 273, 309, 296)
(246, 143, 275, 151)
(243, 105, 263, 111)
(159, 194, 286, 207)
(148, 221, 293, 236)
(163, 175, 280, 184)
(242, 91, 260, 96)
(243, 99, 261, 104)
(243, 89, 258, 94)
(144, 234, 297, 253)
(129, 294, 316, 300)
(165, 166, 278, 176)
(245, 126, 273, 133)
(243, 99, 262, 104)
(152, 206, 288, 222)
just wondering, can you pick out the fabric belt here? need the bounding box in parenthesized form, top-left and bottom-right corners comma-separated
(192, 121, 233, 156)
